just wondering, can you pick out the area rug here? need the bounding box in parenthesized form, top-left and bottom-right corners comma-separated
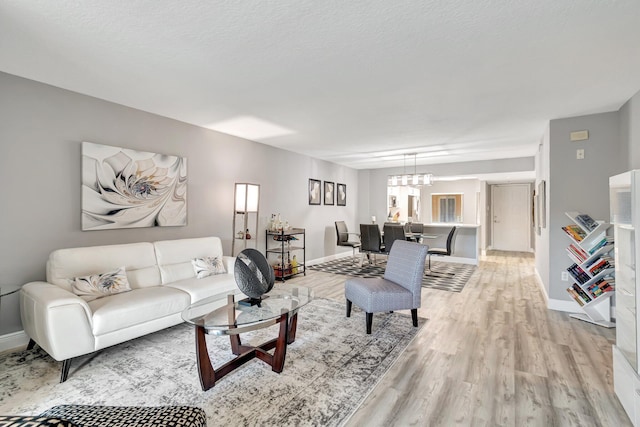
(308, 257, 476, 292)
(0, 298, 423, 426)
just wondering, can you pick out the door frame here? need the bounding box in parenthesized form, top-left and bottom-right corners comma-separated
(490, 183, 532, 252)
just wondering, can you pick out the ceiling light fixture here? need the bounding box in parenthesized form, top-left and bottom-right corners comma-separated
(387, 153, 434, 187)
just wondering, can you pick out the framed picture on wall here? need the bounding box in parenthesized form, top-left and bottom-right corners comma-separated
(324, 181, 335, 205)
(538, 180, 546, 228)
(337, 183, 346, 206)
(82, 141, 187, 230)
(309, 179, 321, 205)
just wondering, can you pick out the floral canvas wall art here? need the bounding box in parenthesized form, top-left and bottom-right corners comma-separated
(82, 142, 187, 230)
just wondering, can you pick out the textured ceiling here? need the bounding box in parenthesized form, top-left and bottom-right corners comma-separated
(1, 0, 639, 169)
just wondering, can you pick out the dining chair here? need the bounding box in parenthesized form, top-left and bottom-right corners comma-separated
(382, 223, 406, 253)
(405, 223, 424, 243)
(427, 226, 457, 275)
(410, 223, 424, 234)
(359, 224, 385, 265)
(345, 240, 429, 334)
(335, 221, 361, 261)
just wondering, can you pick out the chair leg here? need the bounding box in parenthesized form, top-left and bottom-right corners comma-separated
(427, 256, 456, 277)
(366, 313, 373, 334)
(411, 309, 418, 327)
(60, 359, 71, 383)
(346, 299, 352, 317)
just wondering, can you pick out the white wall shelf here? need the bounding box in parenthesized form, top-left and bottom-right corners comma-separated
(610, 170, 640, 426)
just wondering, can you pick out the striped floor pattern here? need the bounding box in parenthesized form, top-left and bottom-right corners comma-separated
(307, 257, 476, 292)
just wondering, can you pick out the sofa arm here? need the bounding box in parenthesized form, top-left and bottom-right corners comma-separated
(20, 282, 95, 361)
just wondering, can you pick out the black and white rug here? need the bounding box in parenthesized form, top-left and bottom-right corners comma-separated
(0, 298, 422, 426)
(308, 257, 476, 293)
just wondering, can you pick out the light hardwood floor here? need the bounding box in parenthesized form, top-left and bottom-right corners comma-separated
(289, 251, 631, 427)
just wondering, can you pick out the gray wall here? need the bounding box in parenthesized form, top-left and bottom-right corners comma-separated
(421, 179, 480, 224)
(620, 89, 640, 170)
(0, 72, 358, 335)
(547, 111, 624, 301)
(536, 91, 640, 308)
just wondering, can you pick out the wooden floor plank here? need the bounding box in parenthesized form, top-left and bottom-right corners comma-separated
(289, 251, 632, 426)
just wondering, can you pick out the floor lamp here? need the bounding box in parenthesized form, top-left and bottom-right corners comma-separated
(232, 183, 260, 256)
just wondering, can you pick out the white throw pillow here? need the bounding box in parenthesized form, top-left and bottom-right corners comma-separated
(72, 266, 132, 301)
(192, 256, 226, 278)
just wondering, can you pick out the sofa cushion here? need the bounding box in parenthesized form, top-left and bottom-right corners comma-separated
(154, 237, 224, 283)
(47, 242, 161, 292)
(192, 256, 226, 278)
(89, 287, 190, 335)
(72, 266, 132, 301)
(164, 274, 242, 303)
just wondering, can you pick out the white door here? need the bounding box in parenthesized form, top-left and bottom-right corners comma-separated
(491, 184, 531, 251)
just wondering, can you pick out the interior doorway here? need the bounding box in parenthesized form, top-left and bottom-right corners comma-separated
(491, 183, 532, 252)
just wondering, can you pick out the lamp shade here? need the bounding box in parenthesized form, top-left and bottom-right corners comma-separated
(387, 173, 434, 187)
(424, 174, 433, 186)
(235, 183, 260, 212)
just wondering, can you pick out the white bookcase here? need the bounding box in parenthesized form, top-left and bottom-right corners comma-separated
(611, 170, 640, 426)
(562, 211, 615, 328)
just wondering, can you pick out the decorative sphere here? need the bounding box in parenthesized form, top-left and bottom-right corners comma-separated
(234, 249, 275, 299)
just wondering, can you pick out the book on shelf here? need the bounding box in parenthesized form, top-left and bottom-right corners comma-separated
(567, 244, 588, 262)
(586, 256, 613, 275)
(567, 287, 585, 306)
(572, 283, 593, 304)
(575, 214, 599, 232)
(588, 236, 614, 254)
(567, 263, 590, 284)
(567, 282, 593, 306)
(586, 277, 615, 298)
(562, 225, 586, 242)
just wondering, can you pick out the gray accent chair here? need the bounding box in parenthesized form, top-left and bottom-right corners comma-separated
(345, 240, 429, 334)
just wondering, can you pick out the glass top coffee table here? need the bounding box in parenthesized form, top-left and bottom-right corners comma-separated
(182, 287, 313, 391)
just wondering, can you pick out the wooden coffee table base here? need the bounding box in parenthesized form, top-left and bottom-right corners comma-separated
(195, 311, 298, 391)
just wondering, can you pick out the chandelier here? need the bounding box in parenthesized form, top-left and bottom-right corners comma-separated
(387, 153, 434, 186)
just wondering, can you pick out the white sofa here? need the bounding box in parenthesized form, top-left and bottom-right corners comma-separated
(20, 236, 243, 381)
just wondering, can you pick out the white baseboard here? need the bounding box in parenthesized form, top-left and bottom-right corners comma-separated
(534, 268, 549, 302)
(306, 252, 352, 266)
(441, 256, 478, 266)
(308, 253, 478, 267)
(534, 269, 616, 319)
(0, 330, 29, 353)
(534, 268, 580, 314)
